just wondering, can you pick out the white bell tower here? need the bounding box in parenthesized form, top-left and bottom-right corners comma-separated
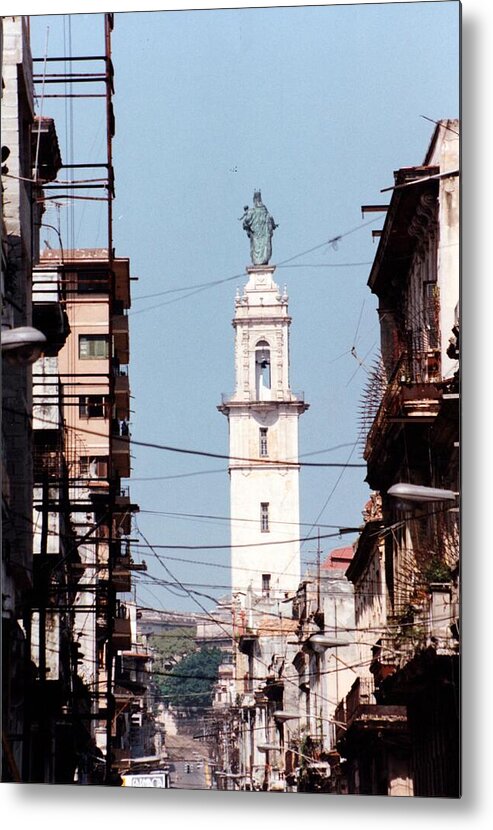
(219, 264, 309, 609)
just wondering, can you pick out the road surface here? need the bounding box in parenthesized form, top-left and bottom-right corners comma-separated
(168, 757, 212, 790)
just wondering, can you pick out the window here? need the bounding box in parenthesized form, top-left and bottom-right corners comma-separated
(79, 334, 109, 360)
(79, 456, 109, 479)
(262, 573, 271, 597)
(255, 340, 271, 399)
(259, 428, 268, 457)
(79, 395, 108, 419)
(260, 502, 269, 533)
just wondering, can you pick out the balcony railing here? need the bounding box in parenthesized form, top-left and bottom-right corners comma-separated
(112, 313, 129, 364)
(220, 390, 304, 405)
(334, 700, 346, 743)
(345, 676, 375, 724)
(113, 555, 132, 593)
(364, 352, 442, 461)
(112, 435, 131, 478)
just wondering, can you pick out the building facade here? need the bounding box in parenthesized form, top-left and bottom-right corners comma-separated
(1, 16, 70, 781)
(335, 119, 460, 797)
(1, 15, 151, 784)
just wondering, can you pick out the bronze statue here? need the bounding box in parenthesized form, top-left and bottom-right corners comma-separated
(242, 191, 278, 265)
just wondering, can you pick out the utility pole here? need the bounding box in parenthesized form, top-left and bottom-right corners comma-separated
(39, 474, 49, 782)
(104, 489, 116, 785)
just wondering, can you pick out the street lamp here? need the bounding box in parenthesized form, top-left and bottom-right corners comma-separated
(387, 483, 458, 503)
(273, 710, 348, 732)
(273, 710, 300, 723)
(1, 325, 47, 366)
(305, 633, 351, 654)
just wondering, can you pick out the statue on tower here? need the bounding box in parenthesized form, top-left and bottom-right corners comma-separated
(241, 191, 278, 266)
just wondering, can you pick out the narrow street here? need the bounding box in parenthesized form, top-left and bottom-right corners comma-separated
(169, 759, 211, 790)
(165, 734, 213, 790)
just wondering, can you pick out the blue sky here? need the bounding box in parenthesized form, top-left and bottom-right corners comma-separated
(29, 2, 460, 614)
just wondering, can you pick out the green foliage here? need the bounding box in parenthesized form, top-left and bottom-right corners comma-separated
(148, 627, 196, 667)
(157, 647, 224, 709)
(422, 557, 453, 584)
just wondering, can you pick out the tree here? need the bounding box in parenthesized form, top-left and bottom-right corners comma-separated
(148, 626, 196, 669)
(157, 647, 224, 708)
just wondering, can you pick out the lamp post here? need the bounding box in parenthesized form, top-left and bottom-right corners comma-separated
(1, 325, 47, 366)
(273, 711, 348, 732)
(272, 710, 299, 723)
(304, 633, 351, 654)
(387, 483, 458, 503)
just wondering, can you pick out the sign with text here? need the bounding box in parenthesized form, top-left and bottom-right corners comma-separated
(122, 772, 169, 788)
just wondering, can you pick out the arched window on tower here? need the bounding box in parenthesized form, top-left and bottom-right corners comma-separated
(255, 340, 271, 400)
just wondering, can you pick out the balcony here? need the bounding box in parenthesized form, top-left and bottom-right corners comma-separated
(112, 435, 130, 478)
(33, 446, 63, 481)
(32, 116, 62, 183)
(238, 630, 258, 655)
(112, 556, 132, 593)
(33, 430, 65, 482)
(334, 700, 347, 744)
(345, 676, 375, 724)
(364, 353, 442, 475)
(339, 676, 407, 740)
(219, 389, 306, 408)
(32, 301, 70, 356)
(114, 372, 130, 420)
(112, 617, 132, 651)
(113, 258, 130, 308)
(114, 491, 139, 536)
(112, 314, 129, 364)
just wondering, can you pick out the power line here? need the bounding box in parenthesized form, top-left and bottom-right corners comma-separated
(130, 528, 354, 552)
(130, 214, 386, 315)
(139, 508, 357, 531)
(131, 262, 373, 303)
(7, 406, 367, 469)
(129, 442, 358, 482)
(133, 528, 425, 714)
(420, 115, 460, 136)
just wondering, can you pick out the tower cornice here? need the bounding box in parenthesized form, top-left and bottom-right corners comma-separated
(232, 314, 292, 328)
(217, 398, 309, 416)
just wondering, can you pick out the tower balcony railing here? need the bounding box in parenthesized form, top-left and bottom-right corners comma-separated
(220, 390, 304, 405)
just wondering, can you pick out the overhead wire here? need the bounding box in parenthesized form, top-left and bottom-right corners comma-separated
(128, 441, 358, 482)
(5, 405, 367, 469)
(129, 213, 386, 315)
(136, 593, 457, 638)
(138, 507, 357, 531)
(131, 530, 441, 714)
(131, 261, 374, 303)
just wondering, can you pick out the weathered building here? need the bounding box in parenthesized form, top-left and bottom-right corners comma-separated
(289, 546, 357, 793)
(1, 16, 69, 781)
(335, 499, 412, 796)
(2, 14, 148, 784)
(31, 247, 140, 782)
(336, 119, 460, 797)
(234, 604, 300, 791)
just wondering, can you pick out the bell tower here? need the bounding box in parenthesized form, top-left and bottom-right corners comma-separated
(219, 263, 309, 609)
